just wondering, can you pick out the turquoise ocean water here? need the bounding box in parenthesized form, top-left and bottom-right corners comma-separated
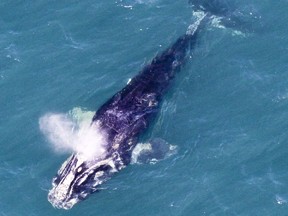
(1, 0, 288, 215)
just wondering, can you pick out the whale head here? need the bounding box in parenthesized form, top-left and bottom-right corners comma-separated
(48, 153, 118, 209)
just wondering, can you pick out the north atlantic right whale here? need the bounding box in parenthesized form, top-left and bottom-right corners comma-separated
(47, 14, 208, 209)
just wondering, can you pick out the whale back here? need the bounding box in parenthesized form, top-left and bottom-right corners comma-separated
(91, 31, 200, 162)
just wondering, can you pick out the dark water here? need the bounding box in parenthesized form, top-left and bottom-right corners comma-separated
(1, 0, 288, 215)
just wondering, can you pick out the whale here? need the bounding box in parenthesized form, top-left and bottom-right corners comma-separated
(47, 15, 207, 209)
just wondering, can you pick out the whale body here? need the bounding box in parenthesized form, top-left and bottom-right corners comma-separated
(48, 17, 205, 209)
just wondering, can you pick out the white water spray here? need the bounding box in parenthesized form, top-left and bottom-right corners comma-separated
(39, 108, 108, 160)
(40, 108, 177, 164)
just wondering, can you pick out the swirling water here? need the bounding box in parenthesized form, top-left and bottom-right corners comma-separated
(1, 0, 288, 215)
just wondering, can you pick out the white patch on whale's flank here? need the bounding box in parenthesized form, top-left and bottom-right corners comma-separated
(131, 142, 152, 163)
(131, 139, 178, 164)
(39, 107, 107, 160)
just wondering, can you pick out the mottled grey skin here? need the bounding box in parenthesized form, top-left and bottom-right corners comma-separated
(48, 21, 202, 209)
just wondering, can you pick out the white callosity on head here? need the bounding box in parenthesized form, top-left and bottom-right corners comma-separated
(48, 156, 85, 209)
(51, 171, 74, 201)
(48, 151, 125, 209)
(49, 154, 96, 208)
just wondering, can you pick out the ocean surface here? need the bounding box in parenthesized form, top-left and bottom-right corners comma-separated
(1, 0, 288, 215)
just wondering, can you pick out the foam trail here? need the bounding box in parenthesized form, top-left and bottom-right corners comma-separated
(187, 11, 207, 35)
(39, 108, 108, 160)
(192, 10, 247, 37)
